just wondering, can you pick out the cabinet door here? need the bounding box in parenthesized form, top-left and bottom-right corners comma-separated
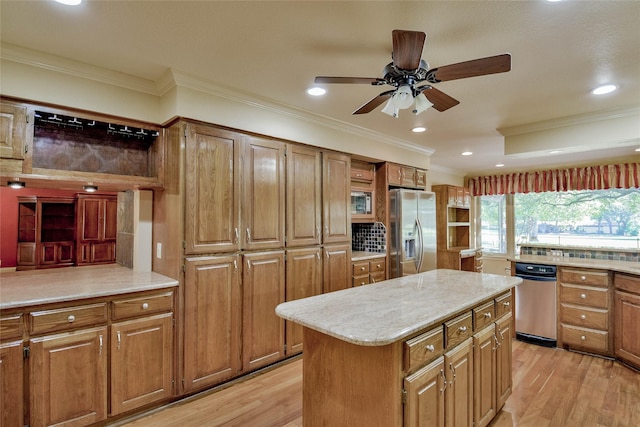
(185, 124, 241, 254)
(615, 290, 640, 368)
(495, 313, 512, 410)
(78, 198, 103, 241)
(323, 244, 351, 293)
(388, 163, 403, 186)
(183, 255, 241, 392)
(444, 338, 473, 427)
(242, 136, 286, 250)
(0, 101, 27, 160)
(242, 251, 285, 371)
(103, 197, 118, 240)
(1, 340, 23, 427)
(403, 356, 445, 427)
(473, 324, 496, 427)
(110, 313, 174, 415)
(285, 247, 322, 354)
(322, 152, 351, 244)
(286, 144, 321, 247)
(30, 326, 107, 427)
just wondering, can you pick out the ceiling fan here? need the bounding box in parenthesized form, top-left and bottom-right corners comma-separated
(314, 29, 511, 117)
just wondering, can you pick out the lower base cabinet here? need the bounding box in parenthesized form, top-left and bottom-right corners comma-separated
(29, 326, 108, 427)
(445, 338, 474, 427)
(1, 340, 25, 427)
(404, 357, 446, 427)
(614, 273, 640, 368)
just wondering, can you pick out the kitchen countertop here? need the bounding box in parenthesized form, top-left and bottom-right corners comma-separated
(351, 251, 386, 261)
(509, 255, 640, 275)
(276, 269, 521, 346)
(0, 264, 179, 310)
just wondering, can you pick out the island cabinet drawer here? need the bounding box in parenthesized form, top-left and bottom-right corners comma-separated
(0, 314, 24, 340)
(30, 303, 108, 335)
(352, 261, 370, 275)
(560, 303, 608, 330)
(561, 324, 609, 353)
(444, 311, 473, 349)
(473, 301, 495, 331)
(403, 327, 444, 372)
(495, 291, 513, 318)
(560, 283, 609, 309)
(112, 291, 174, 321)
(353, 276, 370, 287)
(615, 273, 640, 294)
(560, 268, 609, 288)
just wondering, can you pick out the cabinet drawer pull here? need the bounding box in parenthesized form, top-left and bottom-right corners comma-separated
(117, 331, 122, 350)
(99, 334, 103, 356)
(458, 326, 468, 333)
(484, 312, 492, 319)
(425, 344, 435, 352)
(142, 302, 149, 310)
(360, 281, 366, 286)
(581, 275, 586, 281)
(580, 293, 587, 299)
(580, 314, 586, 320)
(360, 266, 366, 271)
(503, 301, 510, 306)
(376, 264, 381, 268)
(67, 315, 75, 323)
(581, 335, 586, 341)
(440, 369, 447, 394)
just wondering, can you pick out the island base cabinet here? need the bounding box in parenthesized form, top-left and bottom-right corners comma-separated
(444, 338, 473, 427)
(404, 357, 445, 427)
(495, 313, 513, 410)
(614, 289, 640, 368)
(110, 313, 174, 416)
(473, 324, 496, 427)
(29, 326, 107, 427)
(1, 340, 24, 427)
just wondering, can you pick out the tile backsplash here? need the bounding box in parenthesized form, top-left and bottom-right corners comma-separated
(520, 244, 639, 263)
(352, 222, 387, 253)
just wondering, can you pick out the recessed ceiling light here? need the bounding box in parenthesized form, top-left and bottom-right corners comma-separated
(412, 126, 427, 133)
(307, 87, 326, 96)
(495, 163, 505, 168)
(55, 0, 82, 5)
(591, 84, 617, 95)
(635, 148, 640, 152)
(461, 151, 473, 156)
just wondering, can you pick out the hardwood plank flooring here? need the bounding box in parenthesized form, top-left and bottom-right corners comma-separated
(115, 341, 639, 427)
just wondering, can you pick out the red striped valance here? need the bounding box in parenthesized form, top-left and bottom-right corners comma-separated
(467, 163, 640, 196)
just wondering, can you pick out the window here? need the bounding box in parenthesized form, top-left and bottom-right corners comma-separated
(479, 188, 640, 254)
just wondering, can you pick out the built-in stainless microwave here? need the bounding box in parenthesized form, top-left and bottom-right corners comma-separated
(351, 190, 373, 215)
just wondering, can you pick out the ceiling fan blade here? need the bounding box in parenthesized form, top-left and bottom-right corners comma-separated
(314, 76, 384, 84)
(418, 86, 460, 112)
(392, 29, 426, 70)
(353, 90, 395, 114)
(427, 53, 511, 82)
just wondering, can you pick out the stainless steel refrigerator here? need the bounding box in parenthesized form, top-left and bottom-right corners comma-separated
(389, 189, 437, 278)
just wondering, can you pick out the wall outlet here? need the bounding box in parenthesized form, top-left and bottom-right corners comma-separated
(156, 242, 162, 259)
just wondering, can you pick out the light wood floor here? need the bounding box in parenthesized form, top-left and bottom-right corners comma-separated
(115, 340, 639, 427)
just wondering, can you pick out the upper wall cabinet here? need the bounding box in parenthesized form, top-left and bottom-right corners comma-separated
(387, 162, 428, 190)
(0, 98, 164, 190)
(286, 144, 322, 247)
(184, 123, 285, 255)
(322, 151, 351, 244)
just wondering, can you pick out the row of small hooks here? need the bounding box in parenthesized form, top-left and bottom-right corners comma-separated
(34, 111, 159, 139)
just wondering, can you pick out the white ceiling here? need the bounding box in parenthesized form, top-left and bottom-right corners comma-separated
(1, 0, 639, 176)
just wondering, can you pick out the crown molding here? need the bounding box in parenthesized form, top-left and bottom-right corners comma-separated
(498, 105, 640, 136)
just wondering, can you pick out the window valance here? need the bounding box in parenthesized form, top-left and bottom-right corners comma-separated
(467, 163, 640, 196)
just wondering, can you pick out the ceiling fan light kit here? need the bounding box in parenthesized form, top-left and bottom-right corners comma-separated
(314, 29, 511, 118)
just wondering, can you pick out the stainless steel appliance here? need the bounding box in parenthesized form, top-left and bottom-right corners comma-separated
(514, 262, 557, 347)
(351, 190, 373, 216)
(388, 189, 437, 278)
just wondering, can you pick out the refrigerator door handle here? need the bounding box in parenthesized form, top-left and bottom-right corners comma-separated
(416, 217, 424, 272)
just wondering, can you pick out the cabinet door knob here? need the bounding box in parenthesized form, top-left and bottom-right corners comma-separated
(142, 302, 149, 310)
(459, 326, 468, 333)
(503, 301, 510, 307)
(360, 266, 366, 271)
(581, 335, 586, 341)
(67, 315, 75, 323)
(484, 312, 492, 319)
(580, 314, 586, 320)
(580, 293, 587, 299)
(581, 276, 586, 281)
(425, 344, 435, 352)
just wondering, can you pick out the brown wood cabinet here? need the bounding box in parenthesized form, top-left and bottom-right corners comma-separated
(387, 163, 428, 189)
(444, 337, 473, 427)
(322, 151, 351, 244)
(614, 273, 640, 369)
(0, 313, 24, 427)
(29, 326, 108, 427)
(352, 256, 386, 287)
(285, 247, 322, 355)
(76, 194, 117, 265)
(242, 251, 286, 371)
(286, 144, 322, 247)
(183, 255, 242, 392)
(404, 357, 446, 427)
(558, 267, 612, 356)
(110, 292, 174, 416)
(0, 100, 28, 161)
(433, 185, 473, 270)
(323, 244, 351, 293)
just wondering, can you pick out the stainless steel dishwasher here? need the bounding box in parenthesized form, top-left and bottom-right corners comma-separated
(514, 262, 557, 347)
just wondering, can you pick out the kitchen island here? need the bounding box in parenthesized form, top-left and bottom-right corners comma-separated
(276, 269, 522, 427)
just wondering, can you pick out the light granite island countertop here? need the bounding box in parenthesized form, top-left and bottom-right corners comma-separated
(276, 269, 522, 427)
(276, 268, 522, 346)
